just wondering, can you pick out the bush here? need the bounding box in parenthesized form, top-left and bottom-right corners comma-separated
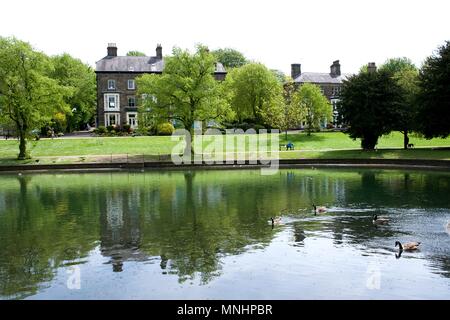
(157, 122, 175, 136)
(94, 126, 107, 135)
(106, 125, 115, 132)
(122, 124, 131, 133)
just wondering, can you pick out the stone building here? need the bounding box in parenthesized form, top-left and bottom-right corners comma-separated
(290, 60, 351, 128)
(95, 43, 227, 128)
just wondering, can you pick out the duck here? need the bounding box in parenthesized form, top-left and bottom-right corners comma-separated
(270, 216, 282, 226)
(372, 214, 389, 225)
(312, 204, 327, 214)
(395, 241, 421, 252)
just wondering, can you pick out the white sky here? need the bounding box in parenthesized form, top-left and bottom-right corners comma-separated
(1, 0, 449, 75)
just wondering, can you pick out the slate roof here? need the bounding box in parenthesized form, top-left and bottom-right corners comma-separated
(293, 72, 351, 84)
(96, 56, 226, 73)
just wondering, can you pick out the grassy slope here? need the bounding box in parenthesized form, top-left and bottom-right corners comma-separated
(0, 131, 449, 165)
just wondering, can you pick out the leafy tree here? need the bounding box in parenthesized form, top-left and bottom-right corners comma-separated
(379, 57, 416, 75)
(280, 77, 306, 139)
(338, 70, 402, 150)
(416, 41, 450, 138)
(0, 37, 70, 159)
(211, 48, 247, 69)
(224, 63, 284, 127)
(379, 58, 419, 149)
(49, 53, 96, 131)
(292, 83, 331, 135)
(137, 45, 233, 153)
(126, 51, 146, 56)
(271, 69, 286, 84)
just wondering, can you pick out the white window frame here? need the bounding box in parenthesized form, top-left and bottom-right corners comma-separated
(104, 94, 120, 111)
(127, 79, 135, 90)
(126, 112, 138, 128)
(105, 113, 120, 127)
(108, 79, 116, 90)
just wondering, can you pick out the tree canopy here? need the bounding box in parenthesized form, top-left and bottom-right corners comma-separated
(379, 57, 420, 149)
(49, 54, 96, 131)
(292, 83, 331, 135)
(0, 37, 70, 159)
(223, 63, 284, 128)
(126, 51, 146, 56)
(338, 70, 402, 150)
(211, 48, 247, 69)
(136, 45, 233, 152)
(416, 41, 450, 139)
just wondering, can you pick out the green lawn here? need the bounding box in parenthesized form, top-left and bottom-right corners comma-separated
(1, 131, 449, 165)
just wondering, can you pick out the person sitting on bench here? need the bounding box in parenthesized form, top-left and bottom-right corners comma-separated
(286, 142, 294, 150)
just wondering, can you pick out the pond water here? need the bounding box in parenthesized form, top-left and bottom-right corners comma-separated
(0, 168, 449, 300)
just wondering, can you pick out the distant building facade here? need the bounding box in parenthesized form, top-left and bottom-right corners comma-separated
(95, 43, 227, 128)
(290, 60, 351, 128)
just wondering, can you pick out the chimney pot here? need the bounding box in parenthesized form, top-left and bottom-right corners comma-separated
(367, 62, 377, 73)
(156, 44, 162, 59)
(330, 60, 341, 76)
(107, 43, 117, 57)
(291, 63, 301, 80)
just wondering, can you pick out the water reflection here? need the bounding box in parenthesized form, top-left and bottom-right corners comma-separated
(0, 168, 449, 299)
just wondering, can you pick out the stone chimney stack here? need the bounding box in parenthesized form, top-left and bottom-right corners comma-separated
(367, 62, 377, 73)
(107, 43, 117, 57)
(156, 44, 162, 59)
(291, 63, 301, 80)
(330, 60, 341, 76)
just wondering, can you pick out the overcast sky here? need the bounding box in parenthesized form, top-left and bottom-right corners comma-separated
(1, 0, 449, 75)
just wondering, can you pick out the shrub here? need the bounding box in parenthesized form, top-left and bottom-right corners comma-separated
(95, 126, 107, 135)
(157, 122, 175, 136)
(122, 124, 131, 133)
(106, 125, 115, 132)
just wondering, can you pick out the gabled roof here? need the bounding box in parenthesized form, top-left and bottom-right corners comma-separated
(96, 56, 226, 73)
(96, 56, 164, 73)
(293, 72, 351, 84)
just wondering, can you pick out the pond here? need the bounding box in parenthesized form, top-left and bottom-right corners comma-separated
(0, 168, 449, 299)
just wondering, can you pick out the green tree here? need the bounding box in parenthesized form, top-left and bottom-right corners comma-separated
(49, 53, 96, 132)
(379, 57, 416, 75)
(126, 51, 146, 56)
(137, 45, 233, 153)
(224, 63, 284, 127)
(292, 83, 331, 135)
(211, 48, 247, 69)
(280, 77, 306, 139)
(338, 70, 402, 150)
(416, 41, 450, 139)
(0, 37, 70, 159)
(379, 58, 419, 149)
(271, 69, 286, 84)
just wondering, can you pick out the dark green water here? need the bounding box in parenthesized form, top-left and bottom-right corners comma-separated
(0, 168, 449, 299)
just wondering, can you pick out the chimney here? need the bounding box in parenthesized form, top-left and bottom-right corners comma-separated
(156, 44, 162, 59)
(291, 63, 301, 80)
(330, 60, 341, 76)
(367, 62, 377, 73)
(107, 43, 117, 57)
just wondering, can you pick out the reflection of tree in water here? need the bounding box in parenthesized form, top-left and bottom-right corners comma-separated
(0, 176, 98, 299)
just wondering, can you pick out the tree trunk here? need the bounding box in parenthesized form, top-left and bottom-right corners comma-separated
(361, 133, 378, 150)
(403, 130, 409, 150)
(18, 130, 28, 160)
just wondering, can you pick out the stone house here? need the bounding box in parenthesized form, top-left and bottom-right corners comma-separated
(290, 60, 351, 128)
(95, 43, 227, 128)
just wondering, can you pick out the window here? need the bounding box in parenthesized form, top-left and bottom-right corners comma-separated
(128, 96, 136, 107)
(127, 79, 135, 90)
(104, 94, 120, 111)
(127, 112, 138, 128)
(332, 86, 341, 96)
(108, 80, 116, 90)
(105, 113, 120, 127)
